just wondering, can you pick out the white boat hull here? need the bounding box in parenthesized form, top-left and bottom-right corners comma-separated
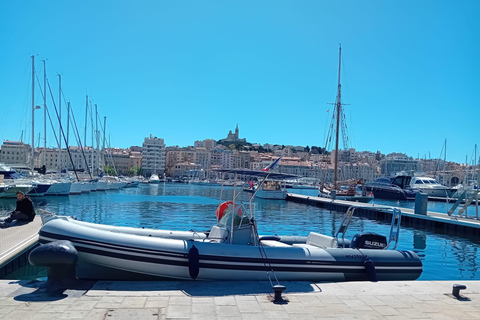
(69, 182, 83, 195)
(45, 182, 71, 196)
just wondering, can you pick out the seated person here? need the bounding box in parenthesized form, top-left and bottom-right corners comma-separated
(0, 191, 36, 228)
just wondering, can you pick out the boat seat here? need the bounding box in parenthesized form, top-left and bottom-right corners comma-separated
(206, 226, 228, 243)
(302, 232, 337, 249)
(260, 240, 291, 247)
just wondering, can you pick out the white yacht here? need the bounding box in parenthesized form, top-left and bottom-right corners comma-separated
(149, 174, 161, 184)
(410, 176, 456, 198)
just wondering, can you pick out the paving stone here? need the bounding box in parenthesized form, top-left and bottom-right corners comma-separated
(0, 305, 18, 316)
(191, 302, 215, 314)
(214, 296, 237, 306)
(144, 297, 169, 308)
(106, 308, 160, 319)
(317, 295, 344, 304)
(358, 295, 387, 306)
(94, 295, 124, 309)
(59, 309, 90, 319)
(234, 295, 256, 302)
(261, 310, 290, 318)
(282, 302, 311, 313)
(395, 308, 431, 318)
(235, 300, 262, 313)
(166, 304, 191, 318)
(1, 309, 37, 318)
(356, 310, 387, 320)
(30, 312, 63, 319)
(39, 303, 70, 313)
(119, 296, 147, 308)
(296, 294, 323, 306)
(169, 295, 192, 306)
(84, 309, 110, 320)
(371, 305, 402, 316)
(17, 301, 46, 311)
(215, 305, 239, 316)
(69, 300, 98, 310)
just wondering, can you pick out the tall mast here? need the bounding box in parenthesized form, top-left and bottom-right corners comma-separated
(103, 116, 106, 172)
(67, 102, 70, 146)
(333, 44, 342, 188)
(31, 55, 35, 175)
(43, 60, 47, 169)
(103, 116, 106, 151)
(95, 104, 99, 174)
(90, 100, 94, 174)
(58, 74, 62, 171)
(84, 95, 88, 148)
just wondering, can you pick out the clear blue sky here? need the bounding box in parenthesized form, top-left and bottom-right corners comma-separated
(1, 1, 478, 164)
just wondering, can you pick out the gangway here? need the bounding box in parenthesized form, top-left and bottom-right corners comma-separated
(447, 189, 479, 220)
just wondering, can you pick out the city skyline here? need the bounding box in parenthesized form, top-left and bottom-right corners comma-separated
(1, 1, 478, 164)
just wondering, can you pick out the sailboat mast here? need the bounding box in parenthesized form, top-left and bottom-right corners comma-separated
(31, 55, 35, 175)
(95, 104, 99, 174)
(84, 95, 88, 148)
(67, 102, 70, 146)
(58, 74, 62, 171)
(333, 44, 342, 187)
(103, 116, 106, 151)
(43, 60, 47, 169)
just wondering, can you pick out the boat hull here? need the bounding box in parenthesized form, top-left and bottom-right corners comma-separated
(38, 218, 423, 282)
(45, 182, 71, 196)
(255, 189, 287, 200)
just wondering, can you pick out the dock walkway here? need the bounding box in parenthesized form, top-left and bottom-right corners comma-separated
(287, 193, 480, 236)
(0, 216, 42, 277)
(0, 279, 478, 319)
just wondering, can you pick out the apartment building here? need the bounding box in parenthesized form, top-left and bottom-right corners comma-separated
(0, 140, 31, 166)
(141, 135, 166, 177)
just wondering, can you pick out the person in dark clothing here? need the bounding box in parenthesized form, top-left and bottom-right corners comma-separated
(0, 191, 36, 228)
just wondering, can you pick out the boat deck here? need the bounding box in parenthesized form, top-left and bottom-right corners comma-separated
(287, 193, 480, 236)
(0, 216, 41, 277)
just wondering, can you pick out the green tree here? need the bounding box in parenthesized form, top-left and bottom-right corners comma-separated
(128, 166, 141, 176)
(104, 165, 116, 176)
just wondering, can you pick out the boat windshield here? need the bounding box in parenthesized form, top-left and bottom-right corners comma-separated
(217, 202, 250, 229)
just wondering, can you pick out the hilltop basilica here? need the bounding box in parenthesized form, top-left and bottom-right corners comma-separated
(220, 124, 246, 143)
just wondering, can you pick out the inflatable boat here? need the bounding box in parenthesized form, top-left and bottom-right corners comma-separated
(37, 169, 423, 282)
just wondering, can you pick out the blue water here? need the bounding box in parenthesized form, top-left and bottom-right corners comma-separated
(1, 183, 479, 281)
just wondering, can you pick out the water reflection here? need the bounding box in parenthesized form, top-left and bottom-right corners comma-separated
(413, 231, 427, 250)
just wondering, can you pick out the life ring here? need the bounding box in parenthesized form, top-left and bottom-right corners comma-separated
(216, 201, 242, 220)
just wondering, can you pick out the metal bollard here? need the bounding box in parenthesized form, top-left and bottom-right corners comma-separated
(273, 284, 286, 302)
(452, 284, 467, 298)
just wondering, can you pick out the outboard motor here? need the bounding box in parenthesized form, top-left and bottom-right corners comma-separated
(351, 233, 387, 250)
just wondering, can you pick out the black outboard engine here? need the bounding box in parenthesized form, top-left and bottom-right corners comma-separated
(351, 233, 387, 250)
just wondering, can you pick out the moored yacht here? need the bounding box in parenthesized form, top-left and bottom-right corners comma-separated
(149, 174, 161, 184)
(410, 176, 456, 198)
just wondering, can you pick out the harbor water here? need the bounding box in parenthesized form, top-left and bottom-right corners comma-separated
(1, 183, 479, 281)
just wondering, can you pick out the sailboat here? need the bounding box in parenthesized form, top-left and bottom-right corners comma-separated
(318, 45, 372, 203)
